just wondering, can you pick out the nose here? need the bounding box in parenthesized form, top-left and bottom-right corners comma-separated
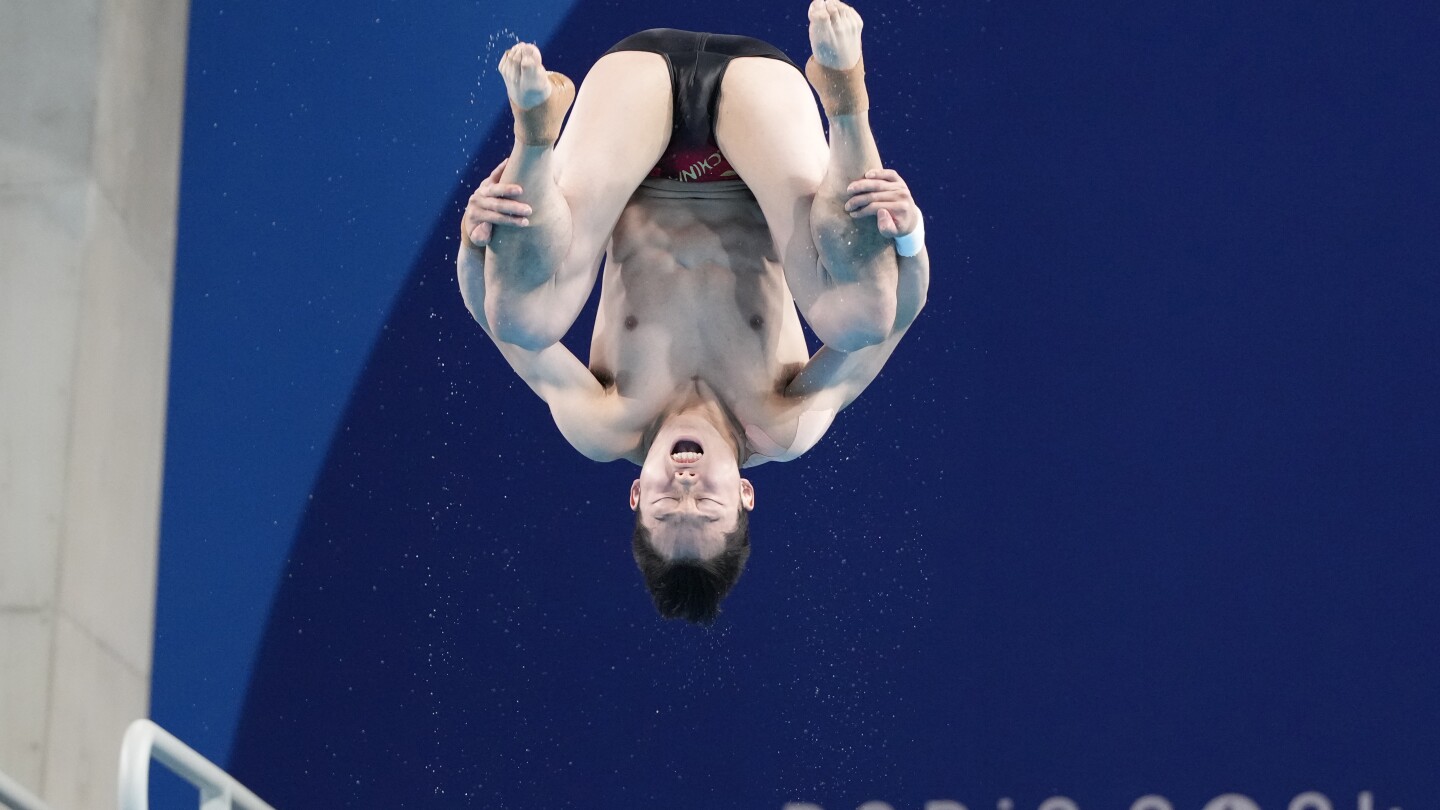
(674, 469, 697, 483)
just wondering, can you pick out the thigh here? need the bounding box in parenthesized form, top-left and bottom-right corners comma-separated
(552, 50, 673, 270)
(714, 57, 830, 269)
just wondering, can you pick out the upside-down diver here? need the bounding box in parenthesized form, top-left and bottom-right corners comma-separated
(458, 0, 930, 622)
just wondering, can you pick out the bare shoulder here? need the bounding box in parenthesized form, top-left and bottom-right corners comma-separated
(546, 384, 643, 463)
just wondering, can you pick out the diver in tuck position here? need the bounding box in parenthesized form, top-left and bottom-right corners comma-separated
(457, 0, 930, 622)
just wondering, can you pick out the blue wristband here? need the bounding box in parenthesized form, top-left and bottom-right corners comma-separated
(892, 209, 925, 257)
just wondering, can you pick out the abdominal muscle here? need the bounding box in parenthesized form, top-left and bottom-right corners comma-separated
(588, 188, 811, 450)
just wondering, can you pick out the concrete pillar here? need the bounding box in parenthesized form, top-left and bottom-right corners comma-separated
(0, 0, 188, 805)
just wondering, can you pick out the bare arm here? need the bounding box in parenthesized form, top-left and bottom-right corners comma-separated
(743, 242, 927, 466)
(458, 164, 636, 462)
(461, 248, 636, 461)
(761, 170, 929, 462)
(489, 337, 637, 463)
(786, 245, 928, 409)
(458, 159, 540, 340)
(472, 44, 671, 351)
(457, 45, 678, 460)
(469, 47, 596, 350)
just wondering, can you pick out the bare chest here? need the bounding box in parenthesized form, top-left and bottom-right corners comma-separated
(587, 195, 810, 421)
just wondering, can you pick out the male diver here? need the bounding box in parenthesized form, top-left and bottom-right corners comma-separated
(457, 0, 930, 622)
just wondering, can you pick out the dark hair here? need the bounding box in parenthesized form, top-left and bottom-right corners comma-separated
(631, 507, 751, 624)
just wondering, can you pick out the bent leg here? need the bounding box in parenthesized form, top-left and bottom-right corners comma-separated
(552, 50, 673, 270)
(484, 45, 670, 348)
(716, 0, 899, 351)
(714, 55, 829, 301)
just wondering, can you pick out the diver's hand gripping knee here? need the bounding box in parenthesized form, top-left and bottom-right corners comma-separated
(462, 159, 533, 249)
(843, 169, 925, 256)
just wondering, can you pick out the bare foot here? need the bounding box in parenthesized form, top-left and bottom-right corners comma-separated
(499, 42, 553, 110)
(808, 0, 864, 70)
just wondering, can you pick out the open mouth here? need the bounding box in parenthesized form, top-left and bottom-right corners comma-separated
(670, 439, 703, 464)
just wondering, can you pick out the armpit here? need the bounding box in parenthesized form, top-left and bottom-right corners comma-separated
(589, 365, 616, 389)
(773, 362, 804, 395)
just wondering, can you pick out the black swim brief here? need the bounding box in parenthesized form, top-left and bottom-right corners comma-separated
(604, 29, 798, 183)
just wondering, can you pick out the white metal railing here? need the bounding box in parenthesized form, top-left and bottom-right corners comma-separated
(118, 720, 275, 810)
(0, 769, 52, 810)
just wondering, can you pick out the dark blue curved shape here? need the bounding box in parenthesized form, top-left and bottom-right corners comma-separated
(224, 1, 1440, 807)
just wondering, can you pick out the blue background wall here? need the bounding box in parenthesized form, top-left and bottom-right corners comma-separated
(158, 1, 1440, 807)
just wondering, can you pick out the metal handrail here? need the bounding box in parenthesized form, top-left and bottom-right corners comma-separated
(117, 720, 275, 810)
(0, 769, 52, 810)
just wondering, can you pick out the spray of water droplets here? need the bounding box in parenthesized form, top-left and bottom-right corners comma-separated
(481, 29, 523, 81)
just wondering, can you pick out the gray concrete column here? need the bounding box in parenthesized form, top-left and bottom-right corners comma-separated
(0, 0, 189, 805)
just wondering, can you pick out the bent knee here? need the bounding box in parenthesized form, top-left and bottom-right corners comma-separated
(485, 299, 566, 351)
(811, 291, 897, 352)
(489, 320, 565, 352)
(823, 320, 891, 353)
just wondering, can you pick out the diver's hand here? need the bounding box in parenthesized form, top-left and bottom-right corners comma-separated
(842, 168, 919, 238)
(462, 159, 533, 248)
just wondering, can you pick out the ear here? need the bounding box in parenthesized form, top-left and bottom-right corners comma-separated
(739, 478, 755, 511)
(629, 479, 641, 511)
